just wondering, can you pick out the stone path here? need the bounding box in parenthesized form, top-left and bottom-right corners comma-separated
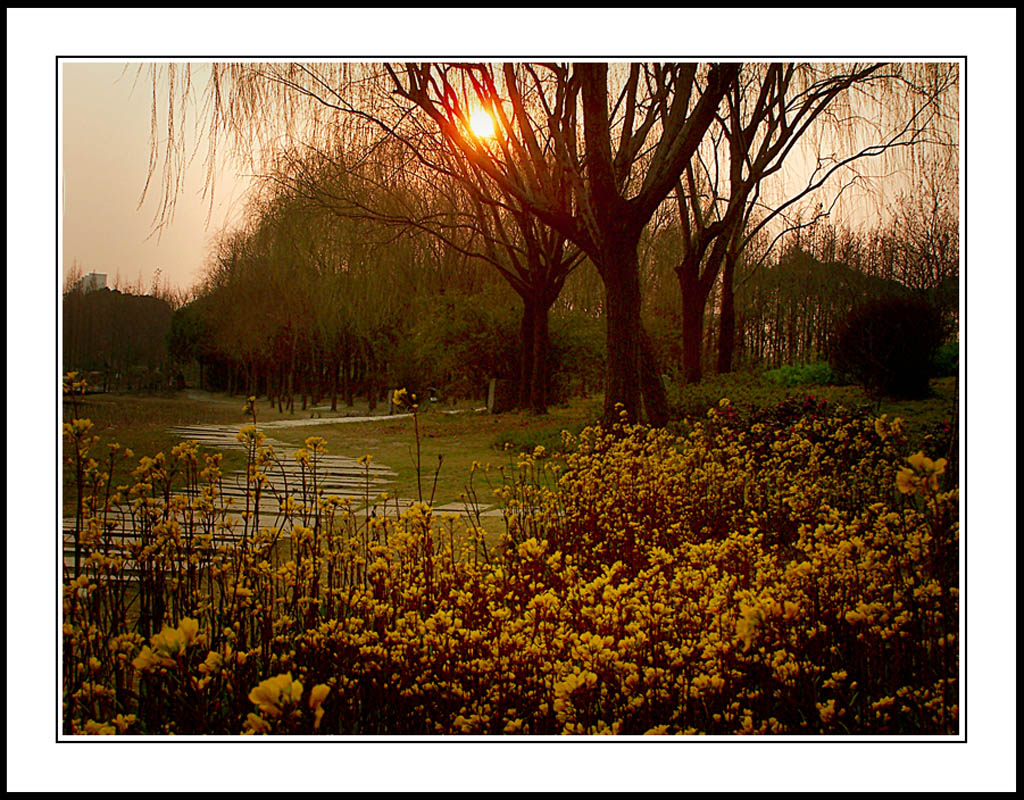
(63, 413, 504, 574)
(165, 420, 502, 518)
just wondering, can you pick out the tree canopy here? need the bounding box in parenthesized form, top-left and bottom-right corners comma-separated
(141, 61, 959, 418)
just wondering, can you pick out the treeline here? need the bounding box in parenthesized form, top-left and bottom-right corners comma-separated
(171, 183, 957, 414)
(151, 63, 960, 414)
(142, 63, 960, 420)
(62, 287, 175, 391)
(168, 188, 608, 412)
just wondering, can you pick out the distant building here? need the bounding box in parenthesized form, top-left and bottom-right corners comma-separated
(74, 272, 107, 293)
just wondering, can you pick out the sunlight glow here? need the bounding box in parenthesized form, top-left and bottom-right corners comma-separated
(468, 109, 496, 138)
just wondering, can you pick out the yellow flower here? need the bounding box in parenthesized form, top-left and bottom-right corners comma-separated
(132, 645, 173, 671)
(178, 617, 200, 645)
(198, 651, 223, 675)
(736, 604, 763, 651)
(895, 467, 919, 495)
(243, 712, 272, 734)
(150, 624, 187, 658)
(309, 683, 331, 710)
(906, 451, 925, 471)
(248, 672, 304, 718)
(309, 683, 331, 730)
(899, 451, 948, 494)
(83, 720, 116, 735)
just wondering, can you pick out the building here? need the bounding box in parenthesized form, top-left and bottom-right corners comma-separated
(74, 272, 107, 293)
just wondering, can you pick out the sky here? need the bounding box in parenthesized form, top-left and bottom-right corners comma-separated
(8, 6, 1018, 794)
(61, 62, 251, 294)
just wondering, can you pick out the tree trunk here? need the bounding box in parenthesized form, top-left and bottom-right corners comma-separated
(518, 303, 535, 409)
(528, 299, 550, 415)
(602, 258, 644, 424)
(367, 376, 378, 411)
(680, 282, 706, 385)
(344, 359, 355, 407)
(717, 252, 737, 374)
(639, 327, 669, 426)
(330, 355, 339, 412)
(675, 249, 717, 386)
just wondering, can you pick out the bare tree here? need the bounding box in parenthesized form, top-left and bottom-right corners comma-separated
(383, 62, 739, 422)
(658, 62, 958, 381)
(141, 61, 739, 424)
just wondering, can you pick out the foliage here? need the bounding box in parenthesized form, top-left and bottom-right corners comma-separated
(547, 312, 606, 402)
(763, 361, 838, 388)
(931, 342, 959, 379)
(63, 288, 174, 383)
(167, 300, 216, 369)
(63, 372, 957, 736)
(404, 290, 521, 400)
(829, 295, 949, 399)
(735, 247, 905, 371)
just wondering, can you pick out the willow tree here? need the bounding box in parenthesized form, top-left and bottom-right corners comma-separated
(269, 131, 583, 414)
(141, 62, 739, 425)
(379, 62, 742, 424)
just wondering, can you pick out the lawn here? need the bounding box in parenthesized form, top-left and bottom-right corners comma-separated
(62, 374, 957, 522)
(268, 395, 603, 510)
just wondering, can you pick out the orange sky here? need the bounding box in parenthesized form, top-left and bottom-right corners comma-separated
(61, 62, 251, 294)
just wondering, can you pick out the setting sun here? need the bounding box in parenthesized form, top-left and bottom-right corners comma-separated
(468, 109, 496, 138)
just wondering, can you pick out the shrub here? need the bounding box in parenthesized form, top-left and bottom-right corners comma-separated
(62, 376, 958, 736)
(829, 295, 948, 399)
(763, 361, 837, 387)
(547, 313, 606, 401)
(931, 342, 959, 378)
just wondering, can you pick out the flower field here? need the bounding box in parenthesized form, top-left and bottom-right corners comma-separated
(61, 376, 959, 736)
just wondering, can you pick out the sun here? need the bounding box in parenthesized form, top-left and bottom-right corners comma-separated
(468, 109, 496, 138)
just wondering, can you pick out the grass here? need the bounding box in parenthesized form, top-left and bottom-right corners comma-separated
(61, 390, 327, 515)
(270, 395, 603, 510)
(62, 374, 957, 520)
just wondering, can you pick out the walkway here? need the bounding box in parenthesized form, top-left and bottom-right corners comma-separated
(63, 412, 504, 573)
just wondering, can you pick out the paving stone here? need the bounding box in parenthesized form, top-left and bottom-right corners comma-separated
(62, 414, 506, 574)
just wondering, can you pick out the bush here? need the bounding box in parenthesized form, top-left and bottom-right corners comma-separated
(405, 291, 521, 400)
(931, 342, 959, 378)
(830, 295, 948, 399)
(763, 361, 837, 387)
(547, 312, 606, 401)
(62, 376, 958, 736)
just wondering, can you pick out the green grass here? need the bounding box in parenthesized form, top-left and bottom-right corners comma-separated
(62, 375, 957, 520)
(61, 390, 303, 515)
(269, 395, 603, 510)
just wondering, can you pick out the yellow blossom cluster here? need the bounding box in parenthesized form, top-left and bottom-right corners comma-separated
(62, 387, 958, 736)
(896, 451, 949, 496)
